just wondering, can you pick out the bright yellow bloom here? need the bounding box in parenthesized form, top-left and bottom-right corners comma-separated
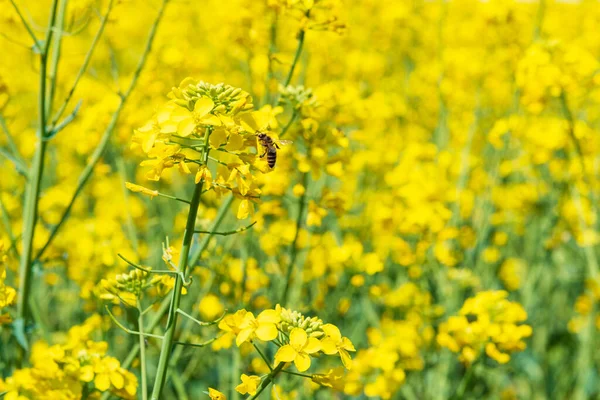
(274, 328, 321, 372)
(161, 97, 221, 137)
(236, 309, 281, 346)
(235, 374, 261, 395)
(208, 387, 227, 400)
(320, 324, 356, 369)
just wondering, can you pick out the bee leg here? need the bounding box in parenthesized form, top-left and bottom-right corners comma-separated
(275, 143, 281, 149)
(260, 150, 267, 158)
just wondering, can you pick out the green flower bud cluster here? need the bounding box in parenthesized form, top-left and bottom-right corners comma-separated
(278, 85, 318, 111)
(170, 79, 253, 115)
(279, 306, 325, 338)
(102, 269, 160, 298)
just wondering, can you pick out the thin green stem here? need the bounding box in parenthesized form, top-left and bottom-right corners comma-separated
(262, 11, 278, 106)
(280, 369, 311, 379)
(172, 337, 217, 348)
(248, 363, 285, 400)
(15, 0, 59, 338)
(137, 300, 148, 400)
(279, 110, 297, 138)
(106, 306, 164, 339)
(194, 221, 256, 236)
(283, 28, 306, 87)
(51, 0, 115, 126)
(150, 127, 210, 400)
(155, 191, 191, 204)
(0, 148, 28, 177)
(34, 0, 168, 262)
(280, 172, 309, 306)
(253, 342, 273, 371)
(0, 114, 25, 171)
(451, 365, 475, 400)
(176, 308, 225, 327)
(46, 0, 67, 118)
(118, 253, 179, 276)
(8, 0, 41, 51)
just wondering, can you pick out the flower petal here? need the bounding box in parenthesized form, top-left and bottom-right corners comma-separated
(322, 324, 342, 341)
(255, 323, 278, 342)
(110, 371, 125, 389)
(341, 337, 356, 352)
(194, 97, 215, 116)
(294, 352, 311, 372)
(303, 337, 321, 354)
(178, 118, 196, 137)
(289, 328, 308, 347)
(236, 327, 253, 346)
(257, 309, 281, 324)
(339, 349, 353, 369)
(275, 345, 296, 364)
(320, 337, 338, 355)
(94, 373, 111, 391)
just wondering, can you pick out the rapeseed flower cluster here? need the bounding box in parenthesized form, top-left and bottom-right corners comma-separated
(0, 316, 137, 399)
(3, 0, 600, 398)
(437, 291, 532, 365)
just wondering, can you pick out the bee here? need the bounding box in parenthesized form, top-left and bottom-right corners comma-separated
(256, 132, 293, 168)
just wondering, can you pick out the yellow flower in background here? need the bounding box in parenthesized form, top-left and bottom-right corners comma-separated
(208, 387, 227, 400)
(0, 242, 16, 312)
(320, 324, 356, 369)
(235, 374, 261, 395)
(437, 291, 532, 365)
(274, 328, 321, 372)
(199, 294, 225, 320)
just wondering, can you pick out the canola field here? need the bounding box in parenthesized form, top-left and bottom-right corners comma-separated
(1, 0, 600, 399)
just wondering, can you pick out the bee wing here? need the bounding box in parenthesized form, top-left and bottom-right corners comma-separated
(277, 140, 293, 146)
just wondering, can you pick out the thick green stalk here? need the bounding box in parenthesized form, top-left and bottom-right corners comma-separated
(150, 128, 211, 399)
(137, 300, 148, 400)
(15, 0, 59, 332)
(280, 172, 309, 306)
(150, 181, 203, 399)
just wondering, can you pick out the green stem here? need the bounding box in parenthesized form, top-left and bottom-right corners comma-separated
(262, 11, 278, 106)
(280, 369, 311, 379)
(15, 0, 59, 335)
(34, 0, 168, 262)
(150, 128, 210, 400)
(253, 342, 273, 371)
(137, 300, 148, 400)
(280, 172, 309, 306)
(51, 0, 115, 126)
(194, 221, 256, 236)
(105, 197, 234, 398)
(46, 0, 67, 118)
(8, 0, 41, 51)
(283, 28, 306, 87)
(278, 110, 297, 138)
(0, 114, 25, 170)
(451, 364, 475, 400)
(248, 363, 285, 400)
